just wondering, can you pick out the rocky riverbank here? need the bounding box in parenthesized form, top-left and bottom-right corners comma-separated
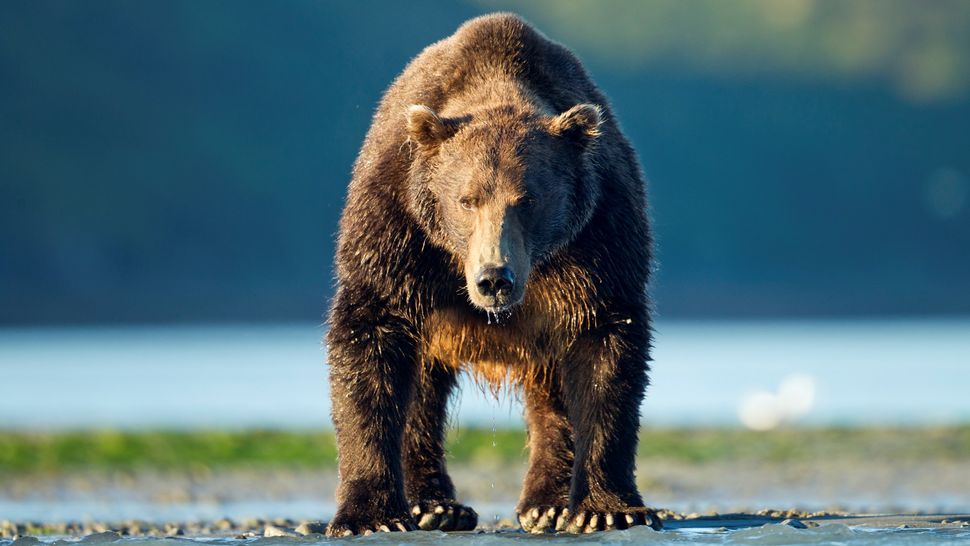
(2, 511, 969, 540)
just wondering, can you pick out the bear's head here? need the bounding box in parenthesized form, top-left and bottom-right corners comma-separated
(405, 102, 602, 314)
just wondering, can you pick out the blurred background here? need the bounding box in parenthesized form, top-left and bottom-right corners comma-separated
(4, 0, 970, 324)
(1, 0, 969, 527)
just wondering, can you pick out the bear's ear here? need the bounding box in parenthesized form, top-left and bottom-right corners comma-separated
(548, 103, 602, 145)
(406, 105, 458, 147)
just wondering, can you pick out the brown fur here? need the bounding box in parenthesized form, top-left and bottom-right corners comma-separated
(325, 13, 658, 536)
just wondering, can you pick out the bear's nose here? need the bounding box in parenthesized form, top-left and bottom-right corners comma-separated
(475, 265, 515, 298)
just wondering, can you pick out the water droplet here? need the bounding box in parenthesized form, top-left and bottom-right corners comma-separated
(490, 402, 497, 490)
(490, 412, 496, 447)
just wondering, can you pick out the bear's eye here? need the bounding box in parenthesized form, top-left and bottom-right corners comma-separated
(459, 197, 477, 210)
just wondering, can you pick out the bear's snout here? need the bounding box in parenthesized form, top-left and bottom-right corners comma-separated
(475, 265, 515, 299)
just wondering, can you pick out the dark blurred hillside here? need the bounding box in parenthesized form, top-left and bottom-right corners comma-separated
(1, 0, 968, 324)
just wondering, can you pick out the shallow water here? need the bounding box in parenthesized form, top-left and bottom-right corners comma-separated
(2, 319, 969, 429)
(5, 524, 970, 546)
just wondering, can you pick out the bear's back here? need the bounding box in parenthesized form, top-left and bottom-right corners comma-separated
(385, 13, 603, 122)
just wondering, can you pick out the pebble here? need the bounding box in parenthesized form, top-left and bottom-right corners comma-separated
(655, 509, 679, 521)
(294, 521, 327, 535)
(83, 523, 109, 535)
(79, 531, 123, 543)
(758, 508, 812, 519)
(263, 524, 298, 538)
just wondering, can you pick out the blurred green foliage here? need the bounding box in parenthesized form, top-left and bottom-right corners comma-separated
(483, 0, 970, 103)
(1, 427, 968, 475)
(0, 430, 337, 474)
(1, 1, 969, 323)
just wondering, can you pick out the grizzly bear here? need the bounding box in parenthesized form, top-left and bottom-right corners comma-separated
(325, 13, 657, 536)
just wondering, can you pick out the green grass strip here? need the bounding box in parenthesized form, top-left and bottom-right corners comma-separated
(1, 426, 967, 475)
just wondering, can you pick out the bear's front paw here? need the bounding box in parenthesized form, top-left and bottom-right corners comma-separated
(410, 501, 478, 531)
(324, 513, 417, 537)
(564, 506, 663, 533)
(517, 505, 570, 533)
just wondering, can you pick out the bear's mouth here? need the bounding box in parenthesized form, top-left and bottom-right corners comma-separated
(477, 297, 516, 315)
(484, 302, 512, 313)
(468, 288, 522, 318)
(481, 303, 515, 323)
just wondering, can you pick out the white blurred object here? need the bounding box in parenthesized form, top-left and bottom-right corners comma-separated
(738, 374, 817, 430)
(738, 392, 784, 431)
(777, 374, 816, 416)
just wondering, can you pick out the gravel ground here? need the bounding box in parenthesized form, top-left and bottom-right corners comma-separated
(3, 458, 968, 513)
(2, 511, 969, 539)
(2, 458, 968, 539)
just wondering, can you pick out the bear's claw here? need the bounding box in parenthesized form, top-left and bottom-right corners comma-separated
(517, 506, 571, 533)
(324, 516, 417, 537)
(410, 501, 478, 531)
(565, 507, 662, 533)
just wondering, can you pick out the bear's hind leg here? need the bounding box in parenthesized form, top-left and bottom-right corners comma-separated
(517, 380, 574, 533)
(403, 361, 478, 531)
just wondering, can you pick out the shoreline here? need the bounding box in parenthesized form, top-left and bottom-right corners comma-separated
(3, 428, 968, 540)
(2, 512, 969, 539)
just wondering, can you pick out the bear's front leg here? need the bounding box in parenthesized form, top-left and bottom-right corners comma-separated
(559, 318, 663, 533)
(325, 289, 419, 537)
(403, 361, 478, 531)
(516, 383, 574, 533)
